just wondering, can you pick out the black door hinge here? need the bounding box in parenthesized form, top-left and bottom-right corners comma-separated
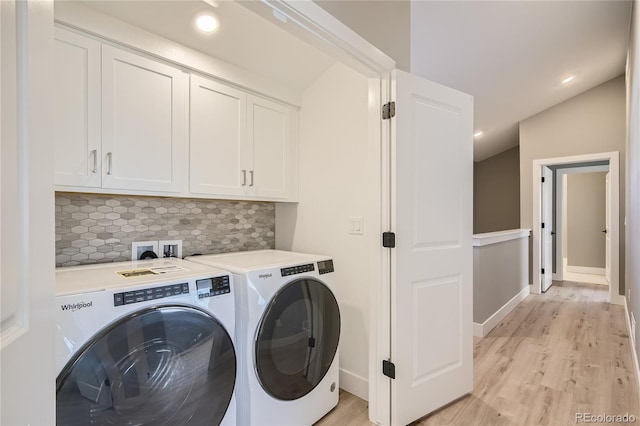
(541, 222, 545, 229)
(382, 101, 396, 120)
(382, 232, 396, 248)
(382, 360, 395, 379)
(542, 177, 545, 183)
(541, 268, 545, 274)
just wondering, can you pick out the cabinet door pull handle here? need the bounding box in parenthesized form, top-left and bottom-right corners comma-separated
(242, 169, 247, 186)
(249, 170, 254, 187)
(107, 152, 113, 175)
(91, 150, 97, 174)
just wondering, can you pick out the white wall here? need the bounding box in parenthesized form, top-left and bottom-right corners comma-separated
(626, 1, 640, 352)
(276, 62, 378, 400)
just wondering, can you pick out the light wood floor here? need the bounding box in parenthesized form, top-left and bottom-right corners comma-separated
(316, 280, 640, 425)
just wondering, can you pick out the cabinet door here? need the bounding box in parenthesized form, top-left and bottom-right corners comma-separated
(53, 28, 101, 187)
(101, 45, 187, 192)
(247, 95, 293, 200)
(190, 75, 247, 196)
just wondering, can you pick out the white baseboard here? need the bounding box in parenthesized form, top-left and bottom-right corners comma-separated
(473, 322, 483, 337)
(611, 293, 626, 305)
(563, 270, 609, 285)
(624, 299, 640, 407)
(473, 286, 530, 337)
(566, 265, 606, 275)
(339, 368, 368, 401)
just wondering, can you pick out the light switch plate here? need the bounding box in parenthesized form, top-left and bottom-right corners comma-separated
(348, 216, 364, 235)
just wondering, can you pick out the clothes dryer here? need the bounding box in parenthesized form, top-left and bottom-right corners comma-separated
(187, 250, 340, 426)
(55, 258, 236, 425)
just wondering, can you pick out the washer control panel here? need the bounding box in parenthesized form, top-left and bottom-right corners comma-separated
(196, 275, 231, 299)
(281, 263, 315, 277)
(317, 260, 334, 275)
(114, 282, 189, 306)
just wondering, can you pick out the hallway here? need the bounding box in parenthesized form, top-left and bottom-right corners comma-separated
(317, 281, 640, 425)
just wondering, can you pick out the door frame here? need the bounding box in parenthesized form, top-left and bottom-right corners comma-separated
(532, 152, 621, 304)
(555, 164, 610, 284)
(541, 166, 553, 292)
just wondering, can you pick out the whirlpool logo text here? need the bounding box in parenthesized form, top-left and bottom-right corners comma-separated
(60, 301, 93, 312)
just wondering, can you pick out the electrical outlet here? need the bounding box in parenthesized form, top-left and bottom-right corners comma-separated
(159, 240, 183, 259)
(132, 241, 159, 261)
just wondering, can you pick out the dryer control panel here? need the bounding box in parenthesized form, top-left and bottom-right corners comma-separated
(281, 263, 315, 277)
(196, 275, 231, 299)
(318, 260, 334, 275)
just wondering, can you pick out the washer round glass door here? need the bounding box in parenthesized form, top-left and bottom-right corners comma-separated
(56, 305, 236, 425)
(255, 278, 340, 400)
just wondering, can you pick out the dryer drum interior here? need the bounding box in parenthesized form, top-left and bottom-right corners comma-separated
(56, 305, 236, 425)
(255, 278, 340, 401)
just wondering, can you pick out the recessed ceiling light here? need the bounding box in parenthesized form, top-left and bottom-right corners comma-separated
(196, 14, 219, 33)
(474, 131, 484, 138)
(562, 75, 575, 85)
(273, 9, 288, 23)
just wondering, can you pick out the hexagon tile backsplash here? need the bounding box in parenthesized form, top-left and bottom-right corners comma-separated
(55, 193, 275, 267)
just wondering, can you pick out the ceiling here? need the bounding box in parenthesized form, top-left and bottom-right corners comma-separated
(410, 1, 632, 161)
(67, 1, 632, 162)
(75, 0, 336, 94)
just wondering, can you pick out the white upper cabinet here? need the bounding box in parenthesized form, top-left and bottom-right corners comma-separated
(248, 95, 293, 200)
(53, 27, 297, 201)
(190, 74, 297, 201)
(190, 75, 247, 196)
(53, 27, 101, 187)
(101, 45, 187, 193)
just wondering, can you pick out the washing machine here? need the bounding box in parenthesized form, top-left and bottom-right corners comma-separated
(55, 258, 237, 425)
(187, 249, 340, 426)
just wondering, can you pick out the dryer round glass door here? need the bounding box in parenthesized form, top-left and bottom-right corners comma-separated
(255, 278, 340, 400)
(56, 305, 236, 425)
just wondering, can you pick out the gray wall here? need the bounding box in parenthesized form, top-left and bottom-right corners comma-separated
(567, 172, 607, 268)
(314, 0, 410, 71)
(519, 75, 626, 291)
(474, 146, 520, 233)
(473, 236, 529, 324)
(55, 193, 275, 267)
(626, 1, 640, 353)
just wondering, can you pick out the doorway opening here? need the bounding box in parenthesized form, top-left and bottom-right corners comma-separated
(554, 164, 610, 286)
(531, 152, 622, 304)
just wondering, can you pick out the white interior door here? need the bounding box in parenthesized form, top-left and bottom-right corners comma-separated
(391, 69, 473, 425)
(1, 1, 56, 424)
(542, 166, 553, 292)
(605, 172, 611, 284)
